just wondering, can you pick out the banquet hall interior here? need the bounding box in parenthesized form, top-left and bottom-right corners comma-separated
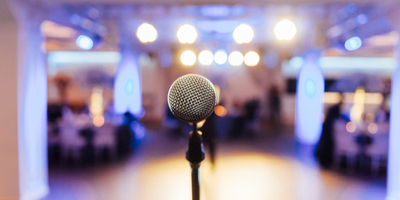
(1, 0, 400, 199)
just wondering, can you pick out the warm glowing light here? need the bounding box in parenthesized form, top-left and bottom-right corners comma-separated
(346, 122, 357, 133)
(228, 51, 244, 66)
(215, 105, 227, 117)
(368, 123, 378, 134)
(90, 87, 103, 116)
(214, 50, 228, 65)
(76, 35, 93, 50)
(324, 92, 342, 104)
(244, 51, 260, 67)
(180, 50, 196, 66)
(198, 50, 214, 65)
(93, 115, 105, 127)
(274, 19, 297, 40)
(233, 24, 254, 44)
(365, 93, 384, 104)
(342, 92, 384, 104)
(197, 120, 206, 128)
(177, 24, 197, 44)
(214, 85, 220, 104)
(350, 87, 365, 123)
(137, 23, 157, 43)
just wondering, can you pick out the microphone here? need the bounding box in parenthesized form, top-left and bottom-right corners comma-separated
(167, 74, 217, 200)
(168, 74, 217, 123)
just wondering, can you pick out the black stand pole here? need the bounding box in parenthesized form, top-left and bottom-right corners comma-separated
(186, 123, 204, 200)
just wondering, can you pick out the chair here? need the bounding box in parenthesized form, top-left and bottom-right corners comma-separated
(366, 122, 389, 176)
(58, 120, 86, 163)
(333, 119, 359, 172)
(93, 122, 117, 161)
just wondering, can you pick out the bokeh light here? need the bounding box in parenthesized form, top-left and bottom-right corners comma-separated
(228, 51, 244, 66)
(233, 24, 254, 44)
(305, 79, 316, 97)
(215, 105, 227, 117)
(345, 36, 362, 51)
(93, 115, 105, 127)
(346, 122, 357, 133)
(214, 50, 228, 65)
(214, 85, 220, 104)
(76, 35, 93, 50)
(244, 51, 260, 67)
(368, 123, 378, 134)
(137, 23, 157, 43)
(177, 24, 197, 44)
(198, 50, 214, 65)
(180, 50, 196, 66)
(89, 89, 103, 116)
(197, 120, 206, 128)
(274, 19, 297, 40)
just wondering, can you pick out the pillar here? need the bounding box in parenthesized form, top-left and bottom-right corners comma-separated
(0, 1, 20, 199)
(295, 50, 325, 144)
(0, 1, 49, 199)
(114, 22, 143, 116)
(387, 44, 400, 200)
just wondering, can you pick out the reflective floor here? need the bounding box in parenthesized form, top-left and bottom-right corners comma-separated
(42, 129, 386, 200)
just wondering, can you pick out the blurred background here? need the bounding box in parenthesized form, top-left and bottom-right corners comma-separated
(1, 0, 400, 199)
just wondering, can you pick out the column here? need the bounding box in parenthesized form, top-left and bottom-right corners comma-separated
(0, 1, 49, 199)
(295, 50, 325, 144)
(0, 1, 20, 199)
(114, 22, 143, 116)
(387, 44, 400, 200)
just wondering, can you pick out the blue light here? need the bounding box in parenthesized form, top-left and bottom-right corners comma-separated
(305, 79, 316, 97)
(289, 56, 304, 68)
(345, 36, 362, 51)
(70, 14, 81, 25)
(356, 14, 368, 25)
(347, 3, 358, 13)
(200, 5, 230, 17)
(125, 79, 134, 95)
(387, 67, 400, 200)
(114, 50, 142, 116)
(76, 35, 93, 50)
(295, 50, 324, 145)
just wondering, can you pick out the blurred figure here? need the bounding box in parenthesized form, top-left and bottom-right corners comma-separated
(53, 74, 71, 105)
(201, 112, 218, 164)
(116, 112, 136, 158)
(269, 85, 281, 124)
(243, 99, 260, 137)
(315, 102, 342, 168)
(229, 100, 246, 139)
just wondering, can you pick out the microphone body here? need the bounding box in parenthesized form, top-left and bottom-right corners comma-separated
(167, 74, 217, 200)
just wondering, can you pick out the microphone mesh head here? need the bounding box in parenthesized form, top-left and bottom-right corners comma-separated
(168, 74, 217, 123)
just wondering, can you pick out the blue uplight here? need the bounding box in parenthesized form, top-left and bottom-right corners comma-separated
(200, 5, 230, 17)
(125, 79, 134, 95)
(305, 79, 316, 97)
(347, 3, 358, 13)
(356, 14, 368, 25)
(76, 35, 93, 50)
(345, 36, 362, 51)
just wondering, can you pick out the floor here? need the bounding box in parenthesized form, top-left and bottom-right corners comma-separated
(41, 127, 387, 200)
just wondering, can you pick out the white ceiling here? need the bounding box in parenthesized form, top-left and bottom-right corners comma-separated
(27, 0, 390, 5)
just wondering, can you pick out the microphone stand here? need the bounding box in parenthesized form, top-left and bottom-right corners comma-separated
(186, 123, 204, 200)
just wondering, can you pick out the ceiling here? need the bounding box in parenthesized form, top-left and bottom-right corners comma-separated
(27, 0, 393, 5)
(13, 0, 400, 57)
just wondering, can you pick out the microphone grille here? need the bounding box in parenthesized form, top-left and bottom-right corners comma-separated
(168, 74, 217, 123)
